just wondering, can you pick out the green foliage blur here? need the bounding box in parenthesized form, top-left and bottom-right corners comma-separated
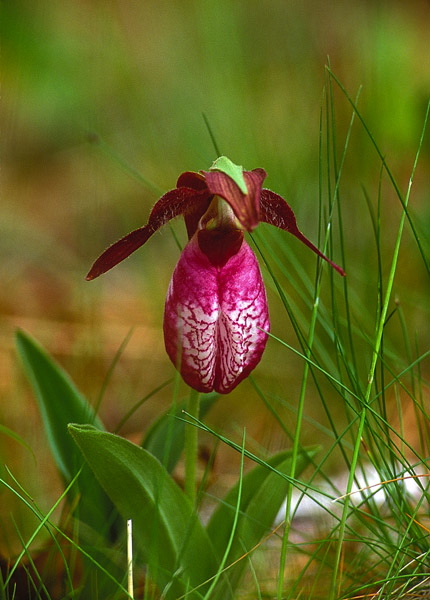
(1, 0, 429, 576)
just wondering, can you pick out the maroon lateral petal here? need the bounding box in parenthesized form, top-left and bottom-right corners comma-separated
(183, 196, 213, 239)
(86, 225, 152, 280)
(259, 189, 346, 276)
(176, 171, 207, 190)
(86, 186, 208, 280)
(203, 168, 267, 232)
(175, 172, 213, 238)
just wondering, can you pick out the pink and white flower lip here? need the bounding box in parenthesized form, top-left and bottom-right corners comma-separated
(87, 157, 345, 393)
(163, 232, 269, 394)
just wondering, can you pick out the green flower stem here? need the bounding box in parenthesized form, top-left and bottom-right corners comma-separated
(185, 388, 200, 505)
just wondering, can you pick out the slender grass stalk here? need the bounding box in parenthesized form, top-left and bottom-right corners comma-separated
(2, 471, 133, 597)
(114, 378, 173, 433)
(203, 112, 223, 157)
(326, 68, 430, 276)
(0, 425, 36, 462)
(277, 299, 318, 600)
(94, 328, 135, 416)
(255, 81, 362, 600)
(127, 519, 134, 599)
(87, 132, 163, 196)
(1, 473, 78, 588)
(13, 523, 52, 599)
(202, 430, 246, 600)
(329, 84, 429, 600)
(185, 388, 201, 504)
(327, 79, 363, 396)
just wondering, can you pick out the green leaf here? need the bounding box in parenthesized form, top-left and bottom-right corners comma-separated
(69, 424, 230, 599)
(15, 330, 119, 540)
(210, 156, 247, 194)
(206, 447, 318, 597)
(142, 392, 219, 472)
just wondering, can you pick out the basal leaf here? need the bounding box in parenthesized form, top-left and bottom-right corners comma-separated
(15, 330, 119, 540)
(69, 424, 230, 599)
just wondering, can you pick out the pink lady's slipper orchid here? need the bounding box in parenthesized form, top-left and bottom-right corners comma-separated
(87, 157, 345, 394)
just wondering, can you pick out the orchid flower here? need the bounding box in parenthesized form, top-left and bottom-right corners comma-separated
(87, 157, 345, 394)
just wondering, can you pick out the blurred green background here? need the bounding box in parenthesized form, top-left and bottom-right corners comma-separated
(1, 0, 429, 555)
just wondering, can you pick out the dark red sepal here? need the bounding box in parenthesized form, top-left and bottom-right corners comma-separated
(259, 189, 346, 276)
(86, 186, 209, 280)
(203, 168, 267, 232)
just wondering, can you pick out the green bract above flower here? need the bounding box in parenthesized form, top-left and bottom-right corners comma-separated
(209, 156, 248, 194)
(87, 157, 345, 393)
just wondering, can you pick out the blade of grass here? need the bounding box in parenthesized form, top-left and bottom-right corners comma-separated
(94, 327, 135, 416)
(114, 378, 174, 433)
(0, 424, 35, 462)
(326, 68, 430, 276)
(185, 388, 200, 505)
(278, 77, 359, 599)
(328, 73, 430, 600)
(7, 479, 133, 597)
(142, 392, 219, 473)
(202, 430, 246, 600)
